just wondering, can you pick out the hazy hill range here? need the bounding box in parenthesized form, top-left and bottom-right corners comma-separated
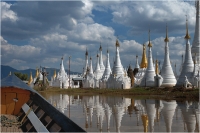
(1, 65, 81, 80)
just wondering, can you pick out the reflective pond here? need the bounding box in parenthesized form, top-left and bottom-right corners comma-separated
(40, 93, 199, 132)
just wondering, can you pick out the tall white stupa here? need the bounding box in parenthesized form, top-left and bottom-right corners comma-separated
(160, 26, 177, 87)
(100, 49, 112, 88)
(191, 0, 200, 64)
(140, 30, 156, 87)
(176, 17, 194, 86)
(99, 44, 105, 77)
(83, 49, 89, 77)
(82, 57, 94, 88)
(107, 39, 131, 89)
(94, 54, 102, 88)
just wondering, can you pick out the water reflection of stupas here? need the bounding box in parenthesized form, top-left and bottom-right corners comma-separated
(161, 100, 177, 132)
(178, 101, 199, 132)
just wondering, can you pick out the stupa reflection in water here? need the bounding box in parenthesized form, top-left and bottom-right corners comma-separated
(46, 94, 199, 132)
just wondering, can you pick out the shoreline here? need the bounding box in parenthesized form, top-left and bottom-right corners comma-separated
(37, 87, 199, 101)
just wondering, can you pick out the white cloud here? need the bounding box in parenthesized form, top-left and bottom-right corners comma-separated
(1, 2, 18, 22)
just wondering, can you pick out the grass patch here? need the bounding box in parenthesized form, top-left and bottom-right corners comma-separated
(35, 86, 199, 101)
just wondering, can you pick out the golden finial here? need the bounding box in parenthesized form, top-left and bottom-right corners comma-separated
(185, 15, 191, 39)
(164, 24, 169, 42)
(148, 30, 152, 47)
(53, 69, 56, 79)
(155, 60, 159, 75)
(28, 72, 33, 85)
(140, 44, 148, 68)
(116, 39, 120, 47)
(141, 114, 148, 132)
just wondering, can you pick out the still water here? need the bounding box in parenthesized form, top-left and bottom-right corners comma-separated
(40, 93, 199, 132)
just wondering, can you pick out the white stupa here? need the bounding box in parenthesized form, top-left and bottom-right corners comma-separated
(161, 100, 177, 132)
(50, 57, 69, 89)
(99, 45, 105, 77)
(82, 57, 94, 88)
(160, 26, 177, 87)
(100, 49, 112, 88)
(176, 17, 194, 86)
(107, 39, 131, 89)
(191, 0, 200, 64)
(134, 45, 148, 86)
(140, 30, 156, 87)
(83, 49, 89, 77)
(94, 54, 102, 88)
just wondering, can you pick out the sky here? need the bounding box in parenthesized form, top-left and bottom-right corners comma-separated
(1, 0, 197, 74)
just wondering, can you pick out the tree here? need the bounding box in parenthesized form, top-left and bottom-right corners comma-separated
(14, 72, 28, 81)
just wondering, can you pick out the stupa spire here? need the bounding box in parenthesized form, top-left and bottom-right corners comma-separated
(102, 49, 112, 79)
(176, 17, 194, 86)
(140, 44, 148, 68)
(60, 56, 65, 72)
(89, 57, 94, 76)
(135, 55, 140, 69)
(140, 30, 156, 87)
(160, 25, 177, 87)
(113, 39, 124, 75)
(155, 60, 159, 75)
(99, 43, 105, 75)
(184, 15, 190, 40)
(83, 49, 89, 76)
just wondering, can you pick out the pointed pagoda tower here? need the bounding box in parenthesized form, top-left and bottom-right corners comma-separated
(140, 44, 148, 68)
(94, 54, 101, 88)
(99, 44, 105, 77)
(83, 49, 89, 76)
(88, 57, 94, 78)
(112, 39, 124, 76)
(57, 57, 68, 88)
(102, 49, 112, 80)
(176, 17, 194, 86)
(191, 0, 200, 64)
(160, 26, 177, 87)
(140, 30, 156, 87)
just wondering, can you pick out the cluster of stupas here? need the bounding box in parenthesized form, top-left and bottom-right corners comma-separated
(82, 40, 131, 89)
(82, 0, 200, 89)
(49, 57, 81, 89)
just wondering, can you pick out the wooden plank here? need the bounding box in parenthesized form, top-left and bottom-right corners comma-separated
(22, 103, 49, 132)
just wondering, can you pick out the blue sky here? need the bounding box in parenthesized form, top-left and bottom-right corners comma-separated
(1, 0, 197, 73)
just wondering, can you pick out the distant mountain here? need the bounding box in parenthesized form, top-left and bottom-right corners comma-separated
(1, 65, 81, 80)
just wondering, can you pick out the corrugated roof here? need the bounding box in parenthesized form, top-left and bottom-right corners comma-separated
(1, 74, 37, 93)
